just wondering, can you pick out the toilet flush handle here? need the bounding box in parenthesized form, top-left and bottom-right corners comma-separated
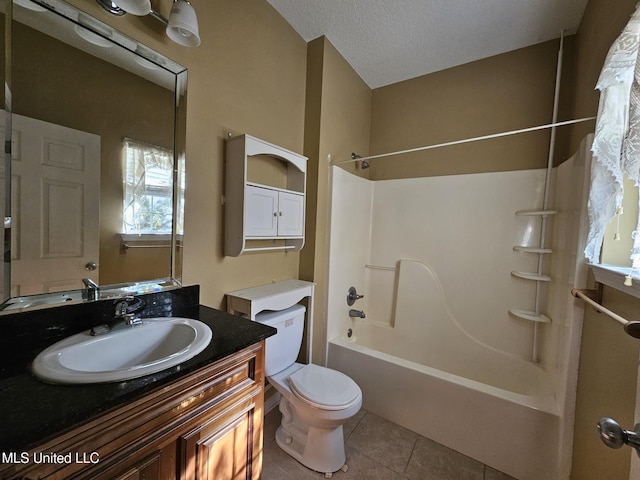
(347, 287, 364, 306)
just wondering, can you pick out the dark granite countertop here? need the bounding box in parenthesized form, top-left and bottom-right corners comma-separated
(0, 286, 276, 453)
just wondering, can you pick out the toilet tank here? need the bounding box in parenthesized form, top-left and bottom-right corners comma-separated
(255, 304, 306, 376)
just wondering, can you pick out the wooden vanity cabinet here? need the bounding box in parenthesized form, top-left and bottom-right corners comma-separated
(3, 342, 266, 480)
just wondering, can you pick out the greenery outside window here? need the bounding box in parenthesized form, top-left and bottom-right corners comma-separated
(123, 138, 174, 235)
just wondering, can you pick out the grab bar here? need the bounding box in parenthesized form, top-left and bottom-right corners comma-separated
(120, 240, 183, 254)
(571, 287, 640, 338)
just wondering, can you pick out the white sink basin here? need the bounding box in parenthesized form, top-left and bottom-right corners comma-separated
(32, 317, 212, 384)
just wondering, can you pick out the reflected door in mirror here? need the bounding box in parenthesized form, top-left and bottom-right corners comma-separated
(7, 113, 100, 296)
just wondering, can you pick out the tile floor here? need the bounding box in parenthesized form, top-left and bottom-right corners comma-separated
(261, 408, 517, 480)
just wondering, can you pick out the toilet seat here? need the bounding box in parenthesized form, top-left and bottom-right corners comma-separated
(288, 364, 361, 410)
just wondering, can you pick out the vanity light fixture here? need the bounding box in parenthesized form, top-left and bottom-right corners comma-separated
(96, 0, 200, 47)
(96, 0, 127, 16)
(165, 0, 200, 47)
(110, 0, 151, 16)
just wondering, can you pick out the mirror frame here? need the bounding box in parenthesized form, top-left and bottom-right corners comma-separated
(1, 0, 188, 312)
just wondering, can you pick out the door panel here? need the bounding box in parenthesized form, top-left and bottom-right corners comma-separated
(6, 113, 100, 295)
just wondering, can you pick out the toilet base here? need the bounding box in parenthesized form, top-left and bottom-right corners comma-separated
(275, 424, 346, 474)
(275, 399, 347, 474)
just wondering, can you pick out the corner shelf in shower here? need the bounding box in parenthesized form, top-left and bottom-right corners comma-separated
(509, 209, 555, 327)
(510, 271, 551, 282)
(515, 209, 558, 217)
(513, 246, 552, 254)
(508, 309, 551, 323)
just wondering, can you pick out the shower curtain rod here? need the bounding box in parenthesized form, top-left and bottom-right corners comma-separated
(333, 116, 596, 165)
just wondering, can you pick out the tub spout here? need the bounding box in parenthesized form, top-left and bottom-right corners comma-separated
(349, 309, 366, 319)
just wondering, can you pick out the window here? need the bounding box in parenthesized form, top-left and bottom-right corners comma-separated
(601, 175, 639, 268)
(585, 4, 640, 270)
(123, 139, 175, 235)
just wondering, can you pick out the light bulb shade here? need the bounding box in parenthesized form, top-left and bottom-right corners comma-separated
(166, 0, 201, 47)
(112, 0, 151, 15)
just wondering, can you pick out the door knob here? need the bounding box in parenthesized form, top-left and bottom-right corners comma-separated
(597, 417, 640, 456)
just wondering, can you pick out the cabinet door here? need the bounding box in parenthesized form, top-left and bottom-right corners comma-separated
(245, 185, 278, 237)
(180, 400, 262, 480)
(277, 191, 304, 237)
(112, 453, 161, 480)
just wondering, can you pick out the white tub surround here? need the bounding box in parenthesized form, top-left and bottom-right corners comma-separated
(325, 136, 592, 480)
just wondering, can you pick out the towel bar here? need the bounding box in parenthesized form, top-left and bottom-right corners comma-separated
(571, 287, 640, 338)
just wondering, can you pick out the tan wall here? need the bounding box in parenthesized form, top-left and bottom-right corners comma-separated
(302, 37, 371, 363)
(368, 39, 563, 180)
(65, 0, 308, 309)
(571, 288, 640, 480)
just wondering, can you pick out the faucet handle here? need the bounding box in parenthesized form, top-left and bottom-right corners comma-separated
(347, 286, 364, 306)
(114, 296, 145, 316)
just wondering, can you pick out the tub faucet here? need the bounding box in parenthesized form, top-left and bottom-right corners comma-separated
(349, 309, 366, 319)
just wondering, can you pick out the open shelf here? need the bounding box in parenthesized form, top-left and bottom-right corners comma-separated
(509, 309, 552, 323)
(515, 209, 558, 217)
(513, 246, 552, 254)
(511, 271, 551, 282)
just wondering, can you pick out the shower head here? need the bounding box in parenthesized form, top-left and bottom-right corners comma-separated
(351, 152, 369, 169)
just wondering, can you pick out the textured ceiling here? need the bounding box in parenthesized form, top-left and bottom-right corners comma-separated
(266, 0, 590, 88)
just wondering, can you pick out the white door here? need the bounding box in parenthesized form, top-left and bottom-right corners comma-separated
(1, 113, 100, 296)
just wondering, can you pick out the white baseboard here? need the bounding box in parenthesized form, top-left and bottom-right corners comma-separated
(264, 384, 281, 414)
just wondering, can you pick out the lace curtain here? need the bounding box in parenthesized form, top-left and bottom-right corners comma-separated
(123, 138, 174, 234)
(585, 3, 640, 266)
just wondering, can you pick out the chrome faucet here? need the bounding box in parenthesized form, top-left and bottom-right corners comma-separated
(82, 278, 99, 301)
(91, 296, 145, 336)
(349, 309, 366, 319)
(114, 296, 144, 325)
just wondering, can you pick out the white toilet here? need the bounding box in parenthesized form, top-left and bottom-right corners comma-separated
(256, 304, 362, 476)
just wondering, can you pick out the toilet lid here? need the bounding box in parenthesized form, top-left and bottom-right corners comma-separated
(288, 364, 361, 410)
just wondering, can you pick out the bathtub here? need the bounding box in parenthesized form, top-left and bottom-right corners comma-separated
(327, 334, 561, 480)
(326, 259, 564, 479)
(325, 142, 593, 480)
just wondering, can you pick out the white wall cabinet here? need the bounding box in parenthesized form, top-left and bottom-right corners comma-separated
(245, 185, 304, 238)
(225, 134, 307, 256)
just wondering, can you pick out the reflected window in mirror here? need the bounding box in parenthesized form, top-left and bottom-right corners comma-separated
(123, 138, 174, 235)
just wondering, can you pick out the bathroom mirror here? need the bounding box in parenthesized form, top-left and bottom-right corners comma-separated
(0, 0, 187, 311)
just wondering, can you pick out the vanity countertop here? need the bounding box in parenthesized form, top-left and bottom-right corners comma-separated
(0, 301, 276, 453)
